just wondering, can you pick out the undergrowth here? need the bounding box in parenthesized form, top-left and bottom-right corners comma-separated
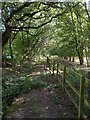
(2, 75, 47, 118)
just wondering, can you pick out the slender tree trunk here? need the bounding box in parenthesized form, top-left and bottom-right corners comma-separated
(74, 9, 85, 65)
(79, 58, 84, 65)
(64, 56, 67, 60)
(78, 53, 84, 65)
(9, 40, 13, 59)
(85, 48, 89, 67)
(69, 56, 71, 61)
(72, 56, 75, 62)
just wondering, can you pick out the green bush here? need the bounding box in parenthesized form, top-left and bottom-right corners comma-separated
(2, 76, 47, 117)
(3, 77, 47, 99)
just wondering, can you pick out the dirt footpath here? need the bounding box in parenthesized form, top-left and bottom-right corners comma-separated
(5, 87, 78, 118)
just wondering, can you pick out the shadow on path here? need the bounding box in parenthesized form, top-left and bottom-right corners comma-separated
(5, 62, 78, 118)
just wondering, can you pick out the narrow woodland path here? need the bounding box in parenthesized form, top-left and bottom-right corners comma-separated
(5, 61, 78, 118)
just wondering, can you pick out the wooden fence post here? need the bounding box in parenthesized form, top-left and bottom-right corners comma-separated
(57, 63, 59, 81)
(63, 66, 66, 92)
(52, 61, 55, 76)
(78, 75, 85, 119)
(47, 57, 50, 70)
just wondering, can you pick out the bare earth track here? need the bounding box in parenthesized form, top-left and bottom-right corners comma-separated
(3, 61, 78, 119)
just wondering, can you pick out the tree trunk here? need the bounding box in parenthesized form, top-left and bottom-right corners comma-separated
(79, 58, 84, 65)
(2, 19, 12, 50)
(69, 57, 71, 61)
(9, 40, 13, 59)
(72, 57, 75, 62)
(85, 48, 89, 67)
(2, 28, 12, 49)
(79, 42, 84, 65)
(64, 57, 67, 60)
(79, 53, 84, 65)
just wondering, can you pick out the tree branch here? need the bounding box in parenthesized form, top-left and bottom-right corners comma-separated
(12, 2, 80, 31)
(16, 9, 42, 22)
(6, 2, 34, 23)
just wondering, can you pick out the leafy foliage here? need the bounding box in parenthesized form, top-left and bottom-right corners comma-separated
(2, 2, 90, 66)
(3, 76, 47, 97)
(2, 75, 47, 115)
(2, 2, 90, 119)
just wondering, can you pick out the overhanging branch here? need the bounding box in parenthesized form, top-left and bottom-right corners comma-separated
(12, 2, 80, 31)
(6, 2, 34, 23)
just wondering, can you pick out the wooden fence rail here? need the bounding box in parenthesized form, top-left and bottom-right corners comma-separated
(46, 57, 90, 119)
